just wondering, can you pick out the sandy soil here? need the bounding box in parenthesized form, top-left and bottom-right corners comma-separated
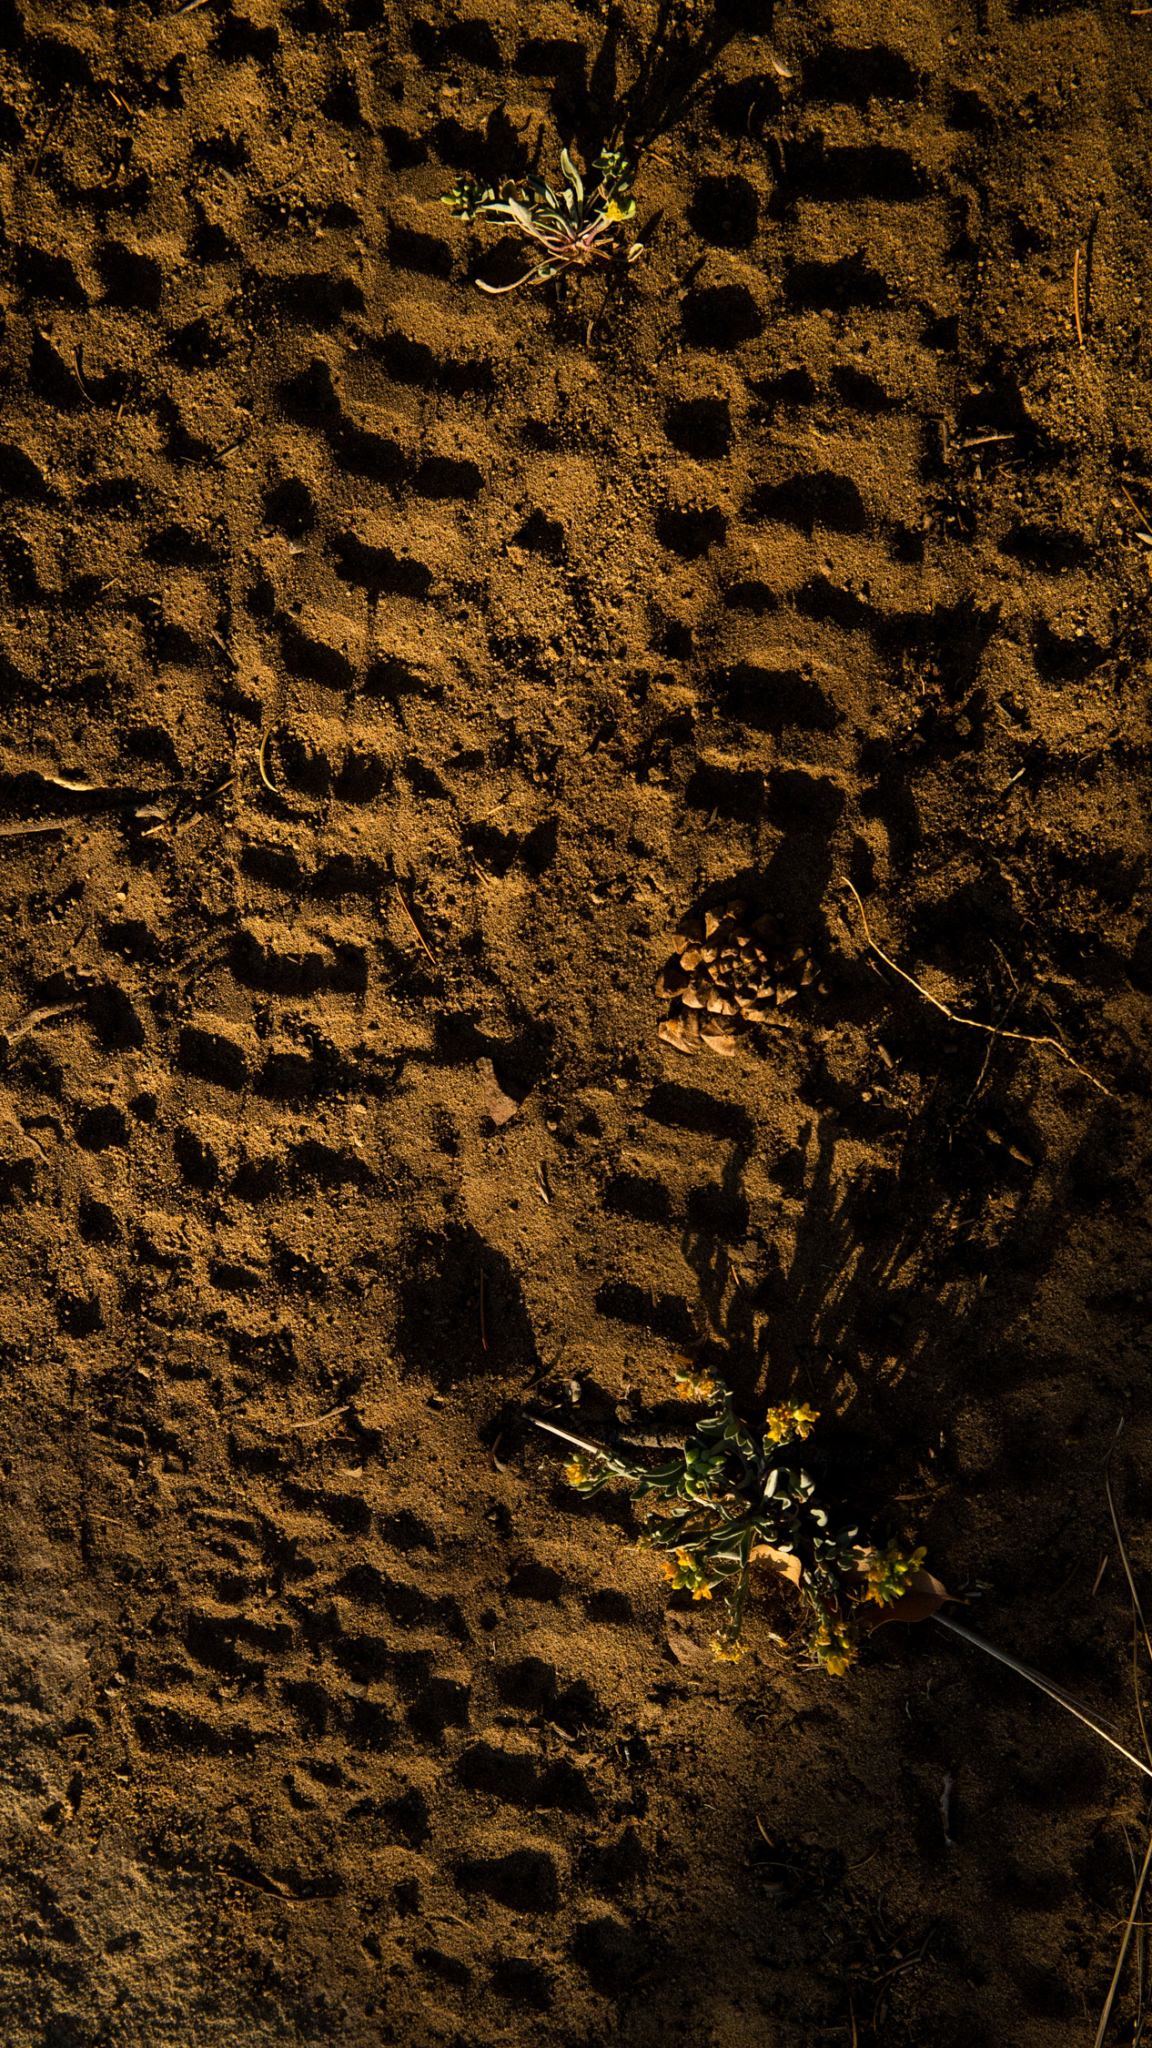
(2, 0, 1152, 2042)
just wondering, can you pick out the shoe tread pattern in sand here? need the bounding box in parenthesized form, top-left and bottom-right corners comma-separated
(1, 1, 1152, 2045)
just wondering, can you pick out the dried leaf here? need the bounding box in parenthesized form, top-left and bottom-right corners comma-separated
(1, 1000, 84, 1049)
(751, 1541, 803, 1588)
(664, 1617, 709, 1664)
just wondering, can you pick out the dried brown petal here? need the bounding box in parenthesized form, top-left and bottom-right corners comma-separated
(699, 1022, 740, 1057)
(659, 1013, 702, 1055)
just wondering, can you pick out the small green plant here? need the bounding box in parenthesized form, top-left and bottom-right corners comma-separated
(534, 1367, 936, 1671)
(441, 146, 644, 296)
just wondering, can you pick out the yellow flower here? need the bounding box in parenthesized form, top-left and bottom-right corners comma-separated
(764, 1400, 820, 1447)
(861, 1541, 926, 1606)
(712, 1635, 746, 1663)
(821, 1647, 854, 1678)
(563, 1453, 593, 1488)
(657, 1545, 716, 1598)
(673, 1368, 718, 1402)
(812, 1618, 858, 1677)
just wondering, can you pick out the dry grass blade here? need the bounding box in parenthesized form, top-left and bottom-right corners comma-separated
(1095, 1825, 1152, 2048)
(935, 1614, 1152, 1781)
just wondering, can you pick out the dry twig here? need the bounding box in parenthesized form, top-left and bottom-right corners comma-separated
(393, 884, 437, 966)
(255, 730, 278, 794)
(840, 878, 1111, 1097)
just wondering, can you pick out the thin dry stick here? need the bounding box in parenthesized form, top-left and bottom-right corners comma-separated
(533, 1416, 624, 1462)
(935, 1614, 1152, 1781)
(256, 730, 278, 794)
(531, 1416, 638, 1482)
(1073, 244, 1086, 349)
(840, 878, 1112, 1097)
(957, 431, 1018, 451)
(393, 884, 437, 966)
(0, 818, 67, 841)
(285, 1403, 351, 1435)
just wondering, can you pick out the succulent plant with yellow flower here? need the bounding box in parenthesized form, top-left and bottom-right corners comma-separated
(532, 1365, 932, 1676)
(441, 147, 643, 297)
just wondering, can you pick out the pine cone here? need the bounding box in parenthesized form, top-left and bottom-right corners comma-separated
(656, 900, 822, 1057)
